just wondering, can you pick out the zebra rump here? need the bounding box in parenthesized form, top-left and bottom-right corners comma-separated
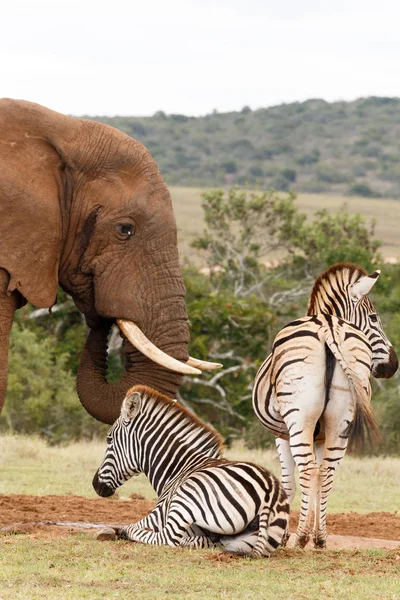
(93, 385, 289, 557)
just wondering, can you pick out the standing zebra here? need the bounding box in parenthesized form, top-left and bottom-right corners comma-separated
(93, 385, 289, 557)
(253, 263, 398, 549)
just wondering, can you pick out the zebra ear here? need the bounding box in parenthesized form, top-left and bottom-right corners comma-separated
(350, 270, 381, 300)
(121, 391, 142, 422)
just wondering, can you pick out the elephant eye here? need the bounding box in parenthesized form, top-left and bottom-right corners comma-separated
(117, 223, 134, 239)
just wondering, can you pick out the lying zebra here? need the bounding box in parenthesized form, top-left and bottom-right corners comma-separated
(93, 385, 289, 557)
(253, 263, 398, 549)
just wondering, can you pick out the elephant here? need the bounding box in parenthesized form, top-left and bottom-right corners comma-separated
(0, 99, 220, 424)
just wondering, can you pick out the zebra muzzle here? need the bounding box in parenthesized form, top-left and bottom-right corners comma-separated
(92, 470, 115, 498)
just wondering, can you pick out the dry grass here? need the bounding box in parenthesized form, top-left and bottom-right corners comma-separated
(170, 186, 400, 263)
(1, 434, 399, 514)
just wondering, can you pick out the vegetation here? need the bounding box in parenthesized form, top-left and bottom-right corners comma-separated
(1, 188, 399, 453)
(93, 97, 400, 197)
(2, 536, 399, 600)
(170, 186, 400, 262)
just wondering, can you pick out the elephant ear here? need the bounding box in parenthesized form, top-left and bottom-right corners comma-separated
(0, 100, 70, 307)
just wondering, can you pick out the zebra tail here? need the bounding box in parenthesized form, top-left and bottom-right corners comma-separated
(321, 326, 380, 453)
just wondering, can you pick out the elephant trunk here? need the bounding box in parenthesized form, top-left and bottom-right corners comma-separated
(77, 320, 190, 424)
(0, 269, 24, 413)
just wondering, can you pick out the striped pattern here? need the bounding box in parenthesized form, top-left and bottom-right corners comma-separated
(252, 263, 397, 549)
(307, 263, 397, 379)
(93, 385, 289, 557)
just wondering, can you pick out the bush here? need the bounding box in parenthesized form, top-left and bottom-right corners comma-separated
(248, 165, 264, 178)
(220, 161, 238, 174)
(316, 165, 349, 184)
(281, 168, 297, 182)
(290, 204, 382, 271)
(1, 324, 106, 443)
(296, 149, 320, 165)
(348, 182, 381, 197)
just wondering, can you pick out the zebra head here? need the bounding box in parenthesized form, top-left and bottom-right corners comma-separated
(348, 269, 398, 378)
(93, 390, 142, 498)
(308, 263, 398, 379)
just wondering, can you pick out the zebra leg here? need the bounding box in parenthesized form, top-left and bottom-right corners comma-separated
(313, 383, 353, 548)
(275, 437, 295, 545)
(118, 501, 208, 548)
(179, 534, 216, 549)
(120, 513, 189, 546)
(286, 424, 320, 549)
(114, 505, 165, 539)
(249, 506, 273, 557)
(312, 442, 326, 548)
(179, 524, 217, 549)
(276, 437, 296, 504)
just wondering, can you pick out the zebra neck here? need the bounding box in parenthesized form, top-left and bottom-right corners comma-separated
(140, 433, 222, 496)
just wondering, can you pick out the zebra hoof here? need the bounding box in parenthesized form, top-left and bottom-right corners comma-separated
(294, 534, 309, 549)
(96, 528, 117, 541)
(313, 534, 327, 549)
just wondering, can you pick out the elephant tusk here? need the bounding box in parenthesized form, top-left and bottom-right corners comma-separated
(116, 319, 201, 375)
(187, 357, 223, 370)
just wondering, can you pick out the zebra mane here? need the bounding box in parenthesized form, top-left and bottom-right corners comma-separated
(131, 385, 225, 455)
(307, 262, 368, 316)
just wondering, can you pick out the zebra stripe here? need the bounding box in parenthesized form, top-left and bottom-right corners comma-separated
(307, 263, 397, 378)
(93, 385, 289, 557)
(252, 263, 398, 549)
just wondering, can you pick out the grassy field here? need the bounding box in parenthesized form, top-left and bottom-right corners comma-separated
(170, 187, 400, 263)
(1, 435, 400, 512)
(1, 536, 399, 600)
(1, 435, 399, 599)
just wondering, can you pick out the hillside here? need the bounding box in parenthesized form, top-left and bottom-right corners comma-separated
(91, 97, 400, 197)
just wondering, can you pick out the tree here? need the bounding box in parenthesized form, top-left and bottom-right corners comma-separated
(191, 188, 305, 299)
(290, 204, 382, 272)
(1, 324, 107, 442)
(182, 188, 392, 448)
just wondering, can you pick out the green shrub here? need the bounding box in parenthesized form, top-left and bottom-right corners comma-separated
(1, 324, 106, 443)
(348, 182, 381, 197)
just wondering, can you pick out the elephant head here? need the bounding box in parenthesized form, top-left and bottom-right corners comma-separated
(0, 99, 219, 424)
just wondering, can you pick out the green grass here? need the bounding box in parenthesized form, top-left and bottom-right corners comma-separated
(0, 535, 399, 600)
(170, 187, 400, 263)
(0, 434, 155, 501)
(1, 435, 399, 599)
(1, 435, 400, 514)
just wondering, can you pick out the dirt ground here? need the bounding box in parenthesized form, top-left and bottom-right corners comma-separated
(1, 494, 399, 550)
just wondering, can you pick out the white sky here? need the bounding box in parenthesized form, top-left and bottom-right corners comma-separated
(2, 0, 400, 117)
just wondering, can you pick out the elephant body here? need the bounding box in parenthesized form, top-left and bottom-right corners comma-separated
(0, 99, 195, 423)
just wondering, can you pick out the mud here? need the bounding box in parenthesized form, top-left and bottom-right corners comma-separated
(0, 494, 399, 550)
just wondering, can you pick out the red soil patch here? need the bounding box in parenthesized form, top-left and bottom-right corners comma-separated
(0, 493, 152, 527)
(0, 494, 399, 548)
